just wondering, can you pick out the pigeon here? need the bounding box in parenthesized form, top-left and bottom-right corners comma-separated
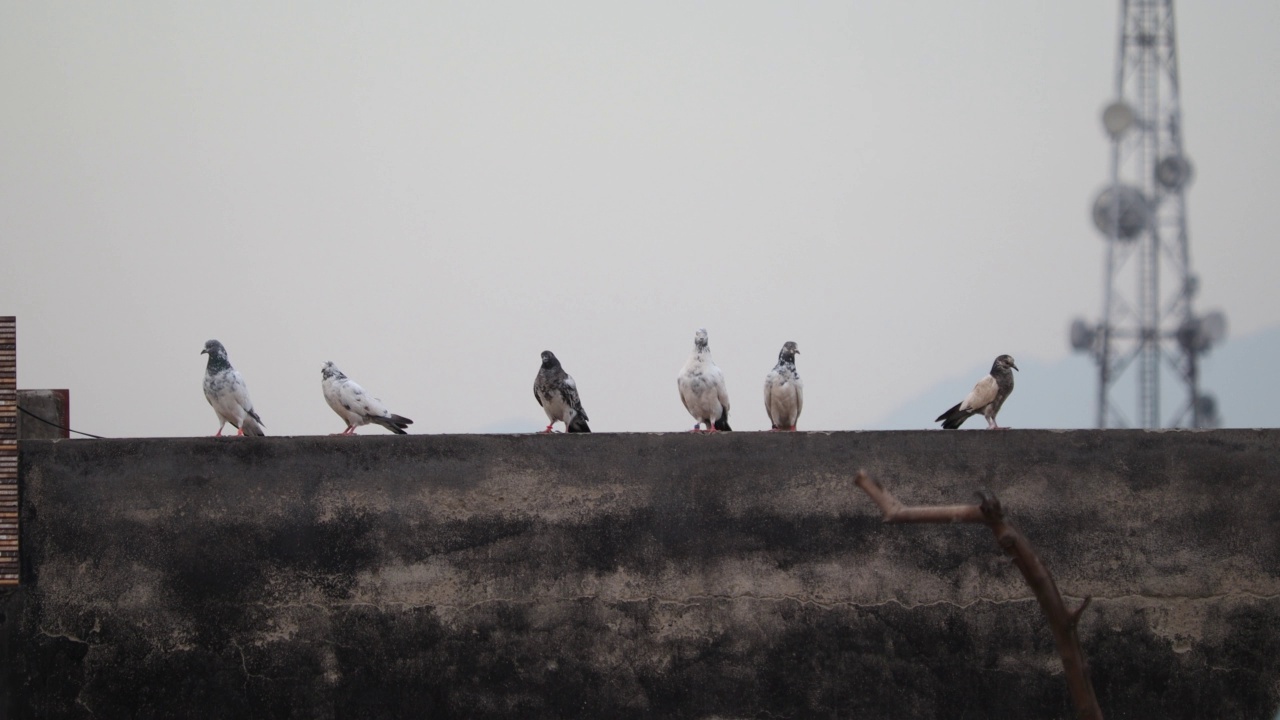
(533, 351, 590, 433)
(201, 339, 265, 437)
(677, 328, 731, 432)
(321, 361, 413, 435)
(935, 354, 1019, 430)
(763, 341, 803, 431)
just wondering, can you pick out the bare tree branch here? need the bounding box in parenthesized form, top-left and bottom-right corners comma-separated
(855, 471, 985, 523)
(853, 470, 1103, 720)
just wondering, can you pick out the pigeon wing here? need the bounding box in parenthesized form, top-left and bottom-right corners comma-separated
(240, 408, 266, 436)
(763, 371, 782, 423)
(562, 374, 588, 422)
(762, 373, 774, 416)
(230, 372, 257, 415)
(211, 370, 263, 430)
(794, 375, 804, 420)
(712, 364, 730, 414)
(343, 380, 386, 421)
(960, 375, 999, 413)
(340, 376, 411, 433)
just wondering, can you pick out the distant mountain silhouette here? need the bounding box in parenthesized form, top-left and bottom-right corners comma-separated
(871, 324, 1279, 430)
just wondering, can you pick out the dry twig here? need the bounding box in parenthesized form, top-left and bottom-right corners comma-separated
(853, 470, 1102, 720)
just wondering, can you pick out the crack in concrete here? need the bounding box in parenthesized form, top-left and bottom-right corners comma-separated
(1207, 664, 1253, 674)
(37, 624, 90, 646)
(39, 624, 98, 716)
(242, 591, 1280, 615)
(230, 639, 270, 689)
(1071, 592, 1280, 603)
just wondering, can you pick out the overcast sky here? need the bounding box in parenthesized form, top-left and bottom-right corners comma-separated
(2, 2, 1277, 437)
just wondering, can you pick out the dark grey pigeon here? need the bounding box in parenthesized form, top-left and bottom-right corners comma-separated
(763, 341, 803, 431)
(935, 354, 1018, 430)
(201, 339, 265, 437)
(534, 351, 590, 433)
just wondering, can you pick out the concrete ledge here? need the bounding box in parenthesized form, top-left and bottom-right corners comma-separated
(5, 430, 1280, 718)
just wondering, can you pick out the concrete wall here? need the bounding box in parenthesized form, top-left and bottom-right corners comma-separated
(3, 429, 1279, 719)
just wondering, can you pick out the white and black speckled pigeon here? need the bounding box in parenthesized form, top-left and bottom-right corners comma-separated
(534, 351, 590, 433)
(201, 339, 265, 437)
(764, 341, 803, 431)
(936, 354, 1018, 430)
(321, 361, 413, 435)
(677, 328, 731, 432)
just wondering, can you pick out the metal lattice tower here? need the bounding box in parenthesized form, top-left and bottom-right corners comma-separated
(1070, 0, 1225, 429)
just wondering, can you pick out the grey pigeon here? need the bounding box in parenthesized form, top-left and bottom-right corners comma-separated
(763, 341, 803, 431)
(534, 351, 590, 433)
(321, 361, 413, 435)
(201, 339, 265, 437)
(936, 354, 1018, 429)
(677, 328, 731, 432)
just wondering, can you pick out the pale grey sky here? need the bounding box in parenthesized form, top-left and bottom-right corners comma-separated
(2, 2, 1277, 437)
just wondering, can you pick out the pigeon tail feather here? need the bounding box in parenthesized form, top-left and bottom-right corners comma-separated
(370, 414, 412, 434)
(713, 408, 732, 432)
(241, 414, 266, 437)
(936, 403, 969, 430)
(567, 414, 591, 433)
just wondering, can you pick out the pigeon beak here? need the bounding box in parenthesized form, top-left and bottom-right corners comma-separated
(1012, 363, 1019, 371)
(200, 349, 207, 355)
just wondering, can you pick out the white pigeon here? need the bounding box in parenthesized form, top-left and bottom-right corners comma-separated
(677, 328, 732, 432)
(201, 339, 265, 437)
(321, 361, 413, 435)
(763, 341, 803, 431)
(936, 354, 1019, 430)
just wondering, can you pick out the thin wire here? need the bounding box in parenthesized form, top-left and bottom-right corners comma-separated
(16, 405, 106, 439)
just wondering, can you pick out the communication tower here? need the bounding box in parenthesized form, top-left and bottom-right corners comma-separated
(1070, 0, 1225, 428)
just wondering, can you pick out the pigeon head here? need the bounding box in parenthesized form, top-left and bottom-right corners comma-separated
(201, 339, 231, 372)
(540, 351, 561, 370)
(993, 354, 1019, 373)
(693, 328, 709, 351)
(321, 361, 346, 381)
(778, 341, 800, 364)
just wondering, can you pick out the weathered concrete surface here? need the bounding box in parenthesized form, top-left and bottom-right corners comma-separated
(3, 429, 1279, 719)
